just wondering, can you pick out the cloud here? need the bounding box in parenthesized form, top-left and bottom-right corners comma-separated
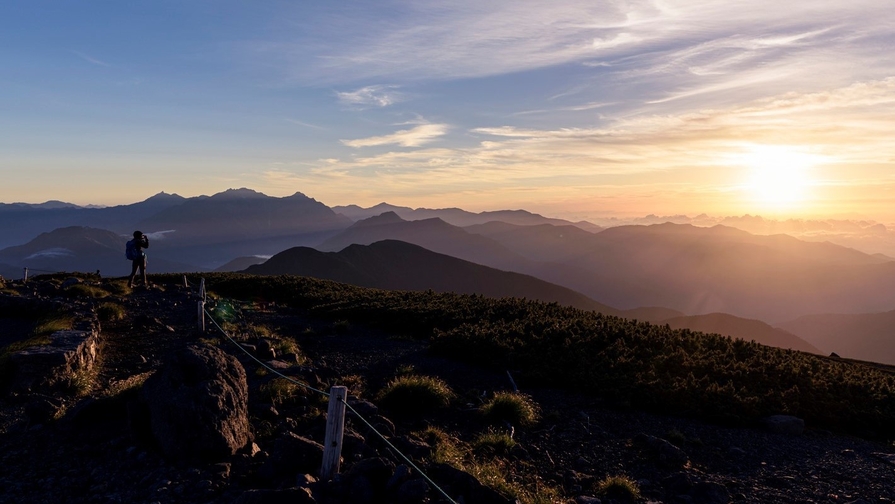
(335, 85, 403, 108)
(260, 0, 893, 91)
(341, 123, 449, 148)
(260, 76, 895, 220)
(69, 50, 110, 67)
(284, 118, 326, 130)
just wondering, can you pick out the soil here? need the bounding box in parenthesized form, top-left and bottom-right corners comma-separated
(1, 277, 894, 504)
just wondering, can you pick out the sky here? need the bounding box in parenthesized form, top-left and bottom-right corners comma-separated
(2, 0, 894, 222)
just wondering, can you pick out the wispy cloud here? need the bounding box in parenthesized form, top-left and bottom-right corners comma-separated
(284, 118, 326, 130)
(69, 49, 110, 67)
(341, 123, 449, 148)
(266, 77, 895, 217)
(335, 85, 403, 108)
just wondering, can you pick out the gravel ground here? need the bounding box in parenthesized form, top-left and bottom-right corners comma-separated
(1, 279, 893, 503)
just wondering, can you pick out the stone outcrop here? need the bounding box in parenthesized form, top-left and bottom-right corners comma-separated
(7, 328, 101, 393)
(761, 415, 805, 436)
(142, 344, 251, 461)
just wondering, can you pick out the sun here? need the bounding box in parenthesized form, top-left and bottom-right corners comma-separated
(734, 145, 822, 210)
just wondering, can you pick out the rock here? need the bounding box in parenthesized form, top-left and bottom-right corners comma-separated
(634, 433, 689, 468)
(871, 452, 895, 466)
(142, 344, 251, 461)
(390, 435, 432, 460)
(691, 481, 730, 504)
(347, 457, 396, 491)
(395, 478, 430, 504)
(8, 325, 101, 393)
(387, 464, 413, 490)
(256, 339, 276, 360)
(61, 277, 82, 289)
(24, 396, 62, 424)
(260, 432, 324, 483)
(429, 463, 515, 504)
(234, 488, 316, 504)
(297, 473, 317, 488)
(662, 472, 693, 496)
(348, 397, 379, 417)
(761, 415, 805, 436)
(575, 497, 602, 504)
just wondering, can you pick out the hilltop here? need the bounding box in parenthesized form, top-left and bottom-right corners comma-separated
(2, 273, 895, 503)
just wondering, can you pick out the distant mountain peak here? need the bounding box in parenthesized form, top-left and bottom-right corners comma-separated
(209, 188, 268, 200)
(352, 211, 406, 227)
(144, 191, 185, 202)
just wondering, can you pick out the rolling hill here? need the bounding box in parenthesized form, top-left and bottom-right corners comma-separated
(245, 239, 621, 315)
(316, 212, 528, 271)
(0, 226, 200, 276)
(777, 310, 895, 365)
(660, 313, 822, 354)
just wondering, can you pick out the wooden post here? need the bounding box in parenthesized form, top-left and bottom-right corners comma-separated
(199, 278, 206, 301)
(198, 300, 205, 333)
(320, 385, 347, 481)
(22, 267, 28, 283)
(182, 275, 188, 288)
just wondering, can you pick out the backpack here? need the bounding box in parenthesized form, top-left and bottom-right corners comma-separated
(125, 239, 138, 260)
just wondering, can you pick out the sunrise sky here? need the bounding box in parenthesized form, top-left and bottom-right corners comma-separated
(2, 1, 894, 222)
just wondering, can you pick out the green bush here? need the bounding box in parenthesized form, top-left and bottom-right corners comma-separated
(481, 392, 539, 427)
(377, 374, 455, 416)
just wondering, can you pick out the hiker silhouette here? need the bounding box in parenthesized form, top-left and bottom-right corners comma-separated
(127, 231, 150, 288)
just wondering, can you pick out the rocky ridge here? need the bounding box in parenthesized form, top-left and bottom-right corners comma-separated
(0, 274, 893, 503)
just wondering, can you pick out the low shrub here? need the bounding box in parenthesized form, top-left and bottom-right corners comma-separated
(481, 392, 539, 427)
(377, 374, 455, 416)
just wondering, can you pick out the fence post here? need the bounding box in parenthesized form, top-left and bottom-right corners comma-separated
(23, 267, 28, 283)
(182, 275, 188, 288)
(198, 300, 205, 333)
(199, 278, 206, 301)
(320, 386, 347, 481)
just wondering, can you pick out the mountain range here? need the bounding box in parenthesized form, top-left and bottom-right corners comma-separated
(2, 188, 893, 364)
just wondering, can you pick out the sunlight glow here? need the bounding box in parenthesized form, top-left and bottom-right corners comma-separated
(731, 145, 826, 210)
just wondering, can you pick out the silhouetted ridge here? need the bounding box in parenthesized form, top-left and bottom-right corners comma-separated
(246, 239, 620, 314)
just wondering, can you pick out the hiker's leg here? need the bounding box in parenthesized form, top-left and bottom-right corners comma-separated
(140, 257, 148, 286)
(128, 260, 139, 287)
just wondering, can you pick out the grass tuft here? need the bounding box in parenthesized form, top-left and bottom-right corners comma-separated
(481, 391, 540, 427)
(473, 429, 517, 457)
(596, 475, 641, 503)
(96, 302, 126, 322)
(377, 374, 455, 416)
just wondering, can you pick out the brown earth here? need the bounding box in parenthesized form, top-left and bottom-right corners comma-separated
(1, 276, 894, 504)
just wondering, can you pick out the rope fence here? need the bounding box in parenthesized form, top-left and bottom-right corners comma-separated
(201, 295, 459, 504)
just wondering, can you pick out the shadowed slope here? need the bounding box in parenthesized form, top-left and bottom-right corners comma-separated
(661, 313, 822, 354)
(246, 240, 621, 315)
(777, 310, 895, 365)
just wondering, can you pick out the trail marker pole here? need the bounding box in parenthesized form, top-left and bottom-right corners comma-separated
(320, 386, 347, 481)
(198, 301, 205, 333)
(182, 275, 188, 288)
(22, 268, 28, 283)
(199, 278, 206, 301)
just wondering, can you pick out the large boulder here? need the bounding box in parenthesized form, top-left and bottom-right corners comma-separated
(142, 344, 251, 461)
(761, 415, 804, 436)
